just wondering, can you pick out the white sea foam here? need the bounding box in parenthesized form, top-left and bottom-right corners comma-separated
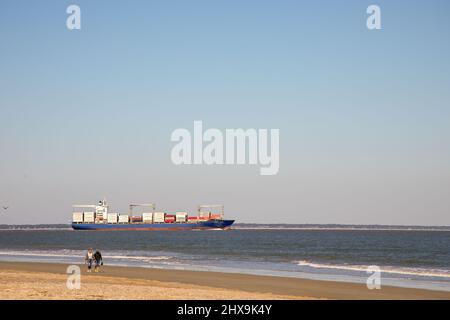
(0, 250, 173, 260)
(106, 255, 172, 261)
(0, 250, 80, 258)
(296, 260, 450, 279)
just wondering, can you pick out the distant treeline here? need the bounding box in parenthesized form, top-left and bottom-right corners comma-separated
(233, 223, 450, 231)
(0, 224, 71, 230)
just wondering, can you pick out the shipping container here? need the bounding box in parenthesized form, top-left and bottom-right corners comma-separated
(187, 216, 199, 223)
(95, 213, 104, 223)
(153, 212, 165, 223)
(131, 216, 143, 222)
(175, 212, 188, 222)
(118, 215, 129, 223)
(142, 212, 153, 223)
(210, 214, 221, 219)
(72, 212, 83, 223)
(199, 212, 211, 219)
(83, 212, 95, 223)
(165, 215, 176, 223)
(107, 213, 118, 224)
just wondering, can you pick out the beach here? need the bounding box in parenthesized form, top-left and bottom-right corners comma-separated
(1, 261, 449, 300)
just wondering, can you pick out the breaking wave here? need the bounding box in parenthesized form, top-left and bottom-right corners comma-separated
(296, 260, 450, 279)
(0, 250, 174, 264)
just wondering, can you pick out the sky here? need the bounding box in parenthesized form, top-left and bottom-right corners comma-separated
(1, 0, 449, 225)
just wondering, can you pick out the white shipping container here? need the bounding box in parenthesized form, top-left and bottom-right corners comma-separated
(118, 215, 129, 223)
(72, 212, 84, 223)
(176, 212, 188, 222)
(84, 212, 95, 223)
(142, 212, 153, 222)
(199, 212, 211, 219)
(107, 213, 118, 224)
(153, 212, 165, 223)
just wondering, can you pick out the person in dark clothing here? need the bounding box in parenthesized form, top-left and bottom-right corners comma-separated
(94, 250, 103, 272)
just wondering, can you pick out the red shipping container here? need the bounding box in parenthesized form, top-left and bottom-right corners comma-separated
(165, 214, 176, 223)
(210, 214, 221, 219)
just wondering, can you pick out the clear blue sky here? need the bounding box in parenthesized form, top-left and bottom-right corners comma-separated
(1, 0, 449, 225)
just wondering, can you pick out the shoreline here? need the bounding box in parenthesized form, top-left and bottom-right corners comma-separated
(1, 261, 450, 300)
(1, 252, 449, 292)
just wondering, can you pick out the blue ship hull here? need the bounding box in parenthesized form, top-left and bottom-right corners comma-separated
(72, 219, 234, 231)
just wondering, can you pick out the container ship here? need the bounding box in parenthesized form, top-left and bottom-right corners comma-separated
(71, 200, 234, 231)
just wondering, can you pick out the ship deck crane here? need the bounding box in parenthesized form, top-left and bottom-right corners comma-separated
(198, 204, 224, 219)
(129, 203, 156, 223)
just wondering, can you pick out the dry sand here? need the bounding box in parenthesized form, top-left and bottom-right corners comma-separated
(0, 261, 449, 300)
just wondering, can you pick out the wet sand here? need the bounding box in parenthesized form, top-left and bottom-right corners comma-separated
(0, 261, 449, 300)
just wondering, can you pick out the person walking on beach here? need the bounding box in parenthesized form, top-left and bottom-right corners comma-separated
(85, 248, 94, 272)
(94, 249, 103, 273)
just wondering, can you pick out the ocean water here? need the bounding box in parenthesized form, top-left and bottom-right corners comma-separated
(0, 227, 449, 292)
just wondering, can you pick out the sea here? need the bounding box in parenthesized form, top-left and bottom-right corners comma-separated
(0, 224, 449, 292)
